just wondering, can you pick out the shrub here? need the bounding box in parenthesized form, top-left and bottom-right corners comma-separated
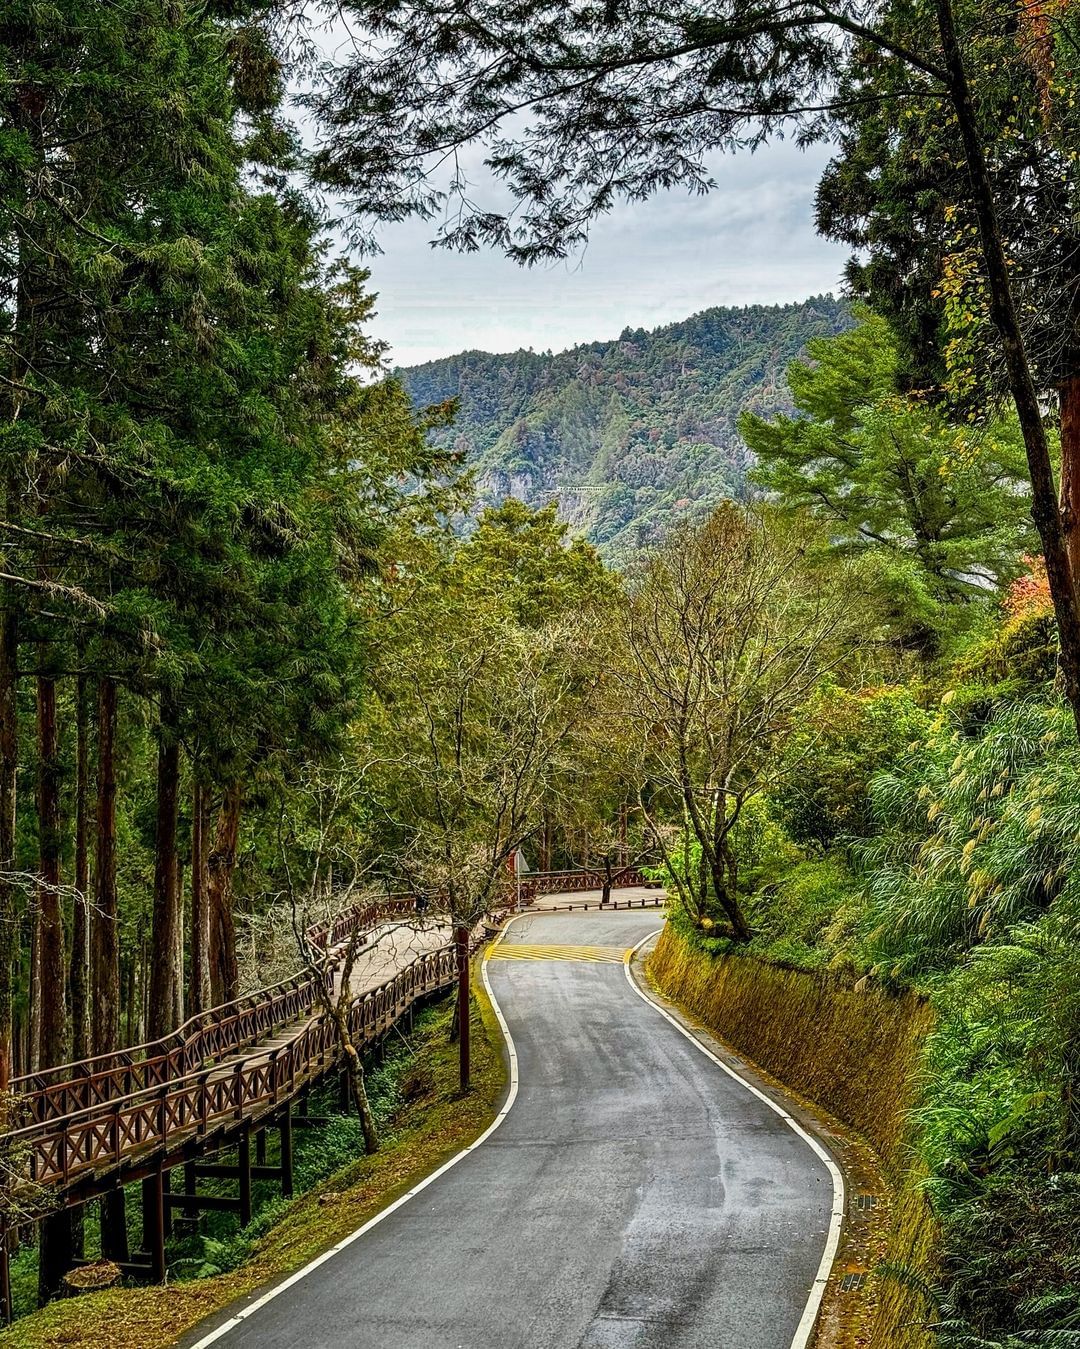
(772, 683, 931, 849)
(748, 857, 858, 959)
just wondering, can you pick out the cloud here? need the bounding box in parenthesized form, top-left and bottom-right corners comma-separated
(365, 141, 848, 366)
(303, 11, 849, 367)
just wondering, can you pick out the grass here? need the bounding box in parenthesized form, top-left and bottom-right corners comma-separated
(3, 975, 506, 1349)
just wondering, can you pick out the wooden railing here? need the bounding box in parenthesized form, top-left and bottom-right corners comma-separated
(517, 866, 649, 899)
(13, 894, 420, 1126)
(11, 945, 456, 1191)
(8, 866, 657, 1197)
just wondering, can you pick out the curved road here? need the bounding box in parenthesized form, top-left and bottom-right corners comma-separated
(188, 902, 838, 1349)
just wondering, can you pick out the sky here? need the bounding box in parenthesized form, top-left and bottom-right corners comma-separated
(306, 18, 851, 369)
(360, 140, 850, 368)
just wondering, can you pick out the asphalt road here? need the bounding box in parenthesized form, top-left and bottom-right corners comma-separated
(190, 905, 837, 1349)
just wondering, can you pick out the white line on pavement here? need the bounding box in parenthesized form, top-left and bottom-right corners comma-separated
(623, 930, 846, 1349)
(186, 916, 525, 1348)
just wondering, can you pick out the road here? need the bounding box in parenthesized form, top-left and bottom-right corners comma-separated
(188, 902, 839, 1349)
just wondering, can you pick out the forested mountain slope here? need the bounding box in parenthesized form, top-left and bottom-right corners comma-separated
(399, 296, 852, 557)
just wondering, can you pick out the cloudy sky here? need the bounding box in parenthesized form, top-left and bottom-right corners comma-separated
(360, 140, 850, 368)
(307, 19, 851, 368)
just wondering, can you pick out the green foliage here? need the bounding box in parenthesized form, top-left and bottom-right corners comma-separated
(852, 701, 1080, 980)
(747, 858, 859, 969)
(743, 312, 1035, 650)
(454, 499, 617, 626)
(746, 673, 1080, 1342)
(399, 298, 852, 560)
(917, 922, 1080, 1344)
(773, 683, 932, 849)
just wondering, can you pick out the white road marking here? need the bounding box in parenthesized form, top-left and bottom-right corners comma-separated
(189, 914, 844, 1349)
(623, 930, 846, 1349)
(186, 916, 525, 1348)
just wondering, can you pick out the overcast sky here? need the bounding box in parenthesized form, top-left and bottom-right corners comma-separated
(306, 18, 851, 368)
(359, 140, 850, 368)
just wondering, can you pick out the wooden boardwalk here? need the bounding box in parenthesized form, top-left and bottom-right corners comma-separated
(2, 869, 659, 1306)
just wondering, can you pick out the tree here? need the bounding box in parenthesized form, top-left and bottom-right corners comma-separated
(382, 614, 592, 1087)
(612, 504, 866, 937)
(356, 503, 608, 1088)
(742, 310, 1034, 647)
(815, 0, 1080, 478)
(309, 0, 1080, 734)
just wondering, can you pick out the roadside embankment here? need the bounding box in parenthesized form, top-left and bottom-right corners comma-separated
(648, 924, 937, 1349)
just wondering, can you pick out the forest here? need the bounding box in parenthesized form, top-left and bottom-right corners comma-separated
(4, 0, 1080, 1346)
(398, 296, 852, 560)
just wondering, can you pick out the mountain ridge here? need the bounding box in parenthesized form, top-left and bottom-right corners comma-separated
(398, 295, 853, 558)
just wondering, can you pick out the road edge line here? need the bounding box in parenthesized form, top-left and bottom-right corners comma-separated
(623, 931, 846, 1349)
(185, 917, 524, 1349)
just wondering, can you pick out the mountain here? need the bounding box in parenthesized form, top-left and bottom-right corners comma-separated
(398, 295, 852, 560)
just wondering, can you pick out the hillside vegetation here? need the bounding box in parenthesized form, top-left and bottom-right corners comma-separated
(398, 297, 851, 557)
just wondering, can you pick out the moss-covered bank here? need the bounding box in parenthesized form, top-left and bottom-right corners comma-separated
(648, 924, 937, 1349)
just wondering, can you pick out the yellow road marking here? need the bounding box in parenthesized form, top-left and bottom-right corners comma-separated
(488, 943, 629, 965)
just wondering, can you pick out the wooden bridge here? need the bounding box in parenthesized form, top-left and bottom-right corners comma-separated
(2, 868, 660, 1313)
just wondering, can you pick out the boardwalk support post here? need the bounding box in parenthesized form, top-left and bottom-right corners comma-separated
(182, 1159, 198, 1225)
(280, 1104, 293, 1199)
(141, 1167, 166, 1283)
(100, 1190, 129, 1263)
(38, 1207, 75, 1305)
(238, 1125, 252, 1228)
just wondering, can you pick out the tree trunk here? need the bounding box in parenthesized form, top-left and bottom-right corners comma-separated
(36, 673, 66, 1069)
(172, 851, 184, 1030)
(91, 678, 119, 1057)
(936, 0, 1080, 733)
(208, 783, 241, 1006)
(1060, 376, 1080, 581)
(455, 924, 470, 1093)
(69, 675, 90, 1063)
(148, 704, 181, 1041)
(28, 889, 40, 1073)
(90, 679, 127, 1261)
(0, 610, 16, 1095)
(341, 1039, 379, 1154)
(189, 782, 210, 1016)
